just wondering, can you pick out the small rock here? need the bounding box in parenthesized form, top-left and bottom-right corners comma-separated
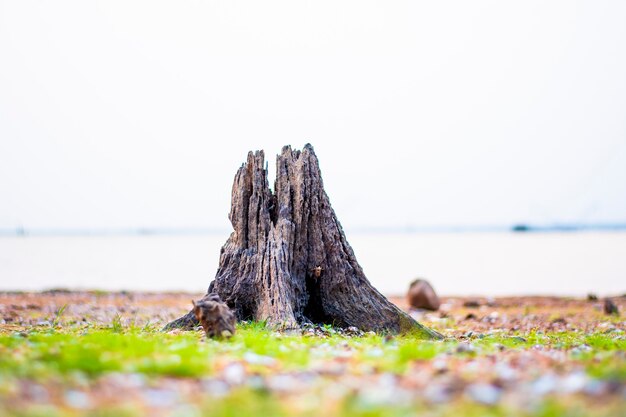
(583, 379, 607, 396)
(104, 372, 145, 389)
(202, 378, 230, 396)
(432, 358, 448, 373)
(532, 374, 558, 396)
(357, 385, 405, 406)
(494, 363, 517, 381)
(222, 363, 246, 385)
(64, 390, 91, 409)
(456, 342, 475, 353)
(463, 300, 481, 308)
(559, 372, 588, 393)
(407, 279, 441, 311)
(604, 299, 619, 315)
(246, 375, 266, 390)
(366, 348, 384, 358)
(486, 297, 498, 307)
(570, 344, 592, 355)
(423, 384, 451, 403)
(267, 374, 299, 392)
(508, 336, 527, 343)
(26, 384, 49, 403)
(345, 326, 363, 336)
(142, 388, 178, 408)
(466, 383, 502, 405)
(243, 352, 276, 366)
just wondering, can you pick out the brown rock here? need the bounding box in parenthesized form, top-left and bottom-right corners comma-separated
(604, 298, 619, 316)
(463, 300, 481, 308)
(407, 279, 441, 311)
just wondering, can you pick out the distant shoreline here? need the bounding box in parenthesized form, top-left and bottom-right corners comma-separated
(1, 223, 626, 237)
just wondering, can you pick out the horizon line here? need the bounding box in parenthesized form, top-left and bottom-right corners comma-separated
(1, 222, 626, 237)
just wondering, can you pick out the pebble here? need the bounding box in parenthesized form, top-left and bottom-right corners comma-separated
(466, 383, 502, 405)
(64, 390, 91, 409)
(366, 348, 384, 358)
(26, 384, 49, 403)
(432, 358, 448, 373)
(222, 363, 246, 385)
(243, 352, 276, 366)
(463, 300, 481, 308)
(358, 382, 409, 407)
(494, 363, 517, 381)
(531, 374, 558, 396)
(142, 388, 178, 408)
(266, 374, 298, 392)
(583, 379, 607, 396)
(201, 378, 230, 397)
(103, 372, 145, 389)
(509, 336, 527, 343)
(456, 342, 475, 353)
(332, 349, 354, 359)
(570, 344, 593, 356)
(242, 375, 264, 390)
(559, 372, 588, 393)
(423, 384, 451, 403)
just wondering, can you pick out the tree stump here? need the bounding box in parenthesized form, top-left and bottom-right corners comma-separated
(165, 144, 442, 338)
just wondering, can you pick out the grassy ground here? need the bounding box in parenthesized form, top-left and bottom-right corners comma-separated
(0, 292, 624, 417)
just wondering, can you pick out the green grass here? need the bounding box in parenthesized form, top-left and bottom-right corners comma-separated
(0, 323, 624, 417)
(0, 323, 443, 379)
(0, 324, 624, 380)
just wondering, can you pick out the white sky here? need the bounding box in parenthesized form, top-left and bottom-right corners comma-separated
(1, 1, 625, 231)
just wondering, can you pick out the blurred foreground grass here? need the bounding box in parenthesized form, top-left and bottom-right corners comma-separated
(1, 319, 625, 417)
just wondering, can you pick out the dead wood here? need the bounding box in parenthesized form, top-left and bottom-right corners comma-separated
(165, 144, 442, 338)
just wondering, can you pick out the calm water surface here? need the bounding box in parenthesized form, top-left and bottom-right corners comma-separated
(0, 232, 624, 296)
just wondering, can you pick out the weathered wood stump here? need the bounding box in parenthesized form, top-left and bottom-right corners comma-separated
(165, 144, 442, 338)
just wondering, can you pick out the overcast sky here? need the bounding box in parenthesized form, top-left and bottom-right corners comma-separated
(1, 1, 625, 231)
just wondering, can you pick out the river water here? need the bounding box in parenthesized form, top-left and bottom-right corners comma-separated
(0, 232, 624, 296)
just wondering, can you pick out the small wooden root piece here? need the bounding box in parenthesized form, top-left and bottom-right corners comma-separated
(192, 293, 236, 339)
(165, 144, 442, 339)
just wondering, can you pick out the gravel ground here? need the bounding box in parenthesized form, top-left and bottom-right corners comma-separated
(0, 291, 624, 417)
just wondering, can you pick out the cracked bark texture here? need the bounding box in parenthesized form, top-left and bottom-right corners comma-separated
(165, 144, 442, 338)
